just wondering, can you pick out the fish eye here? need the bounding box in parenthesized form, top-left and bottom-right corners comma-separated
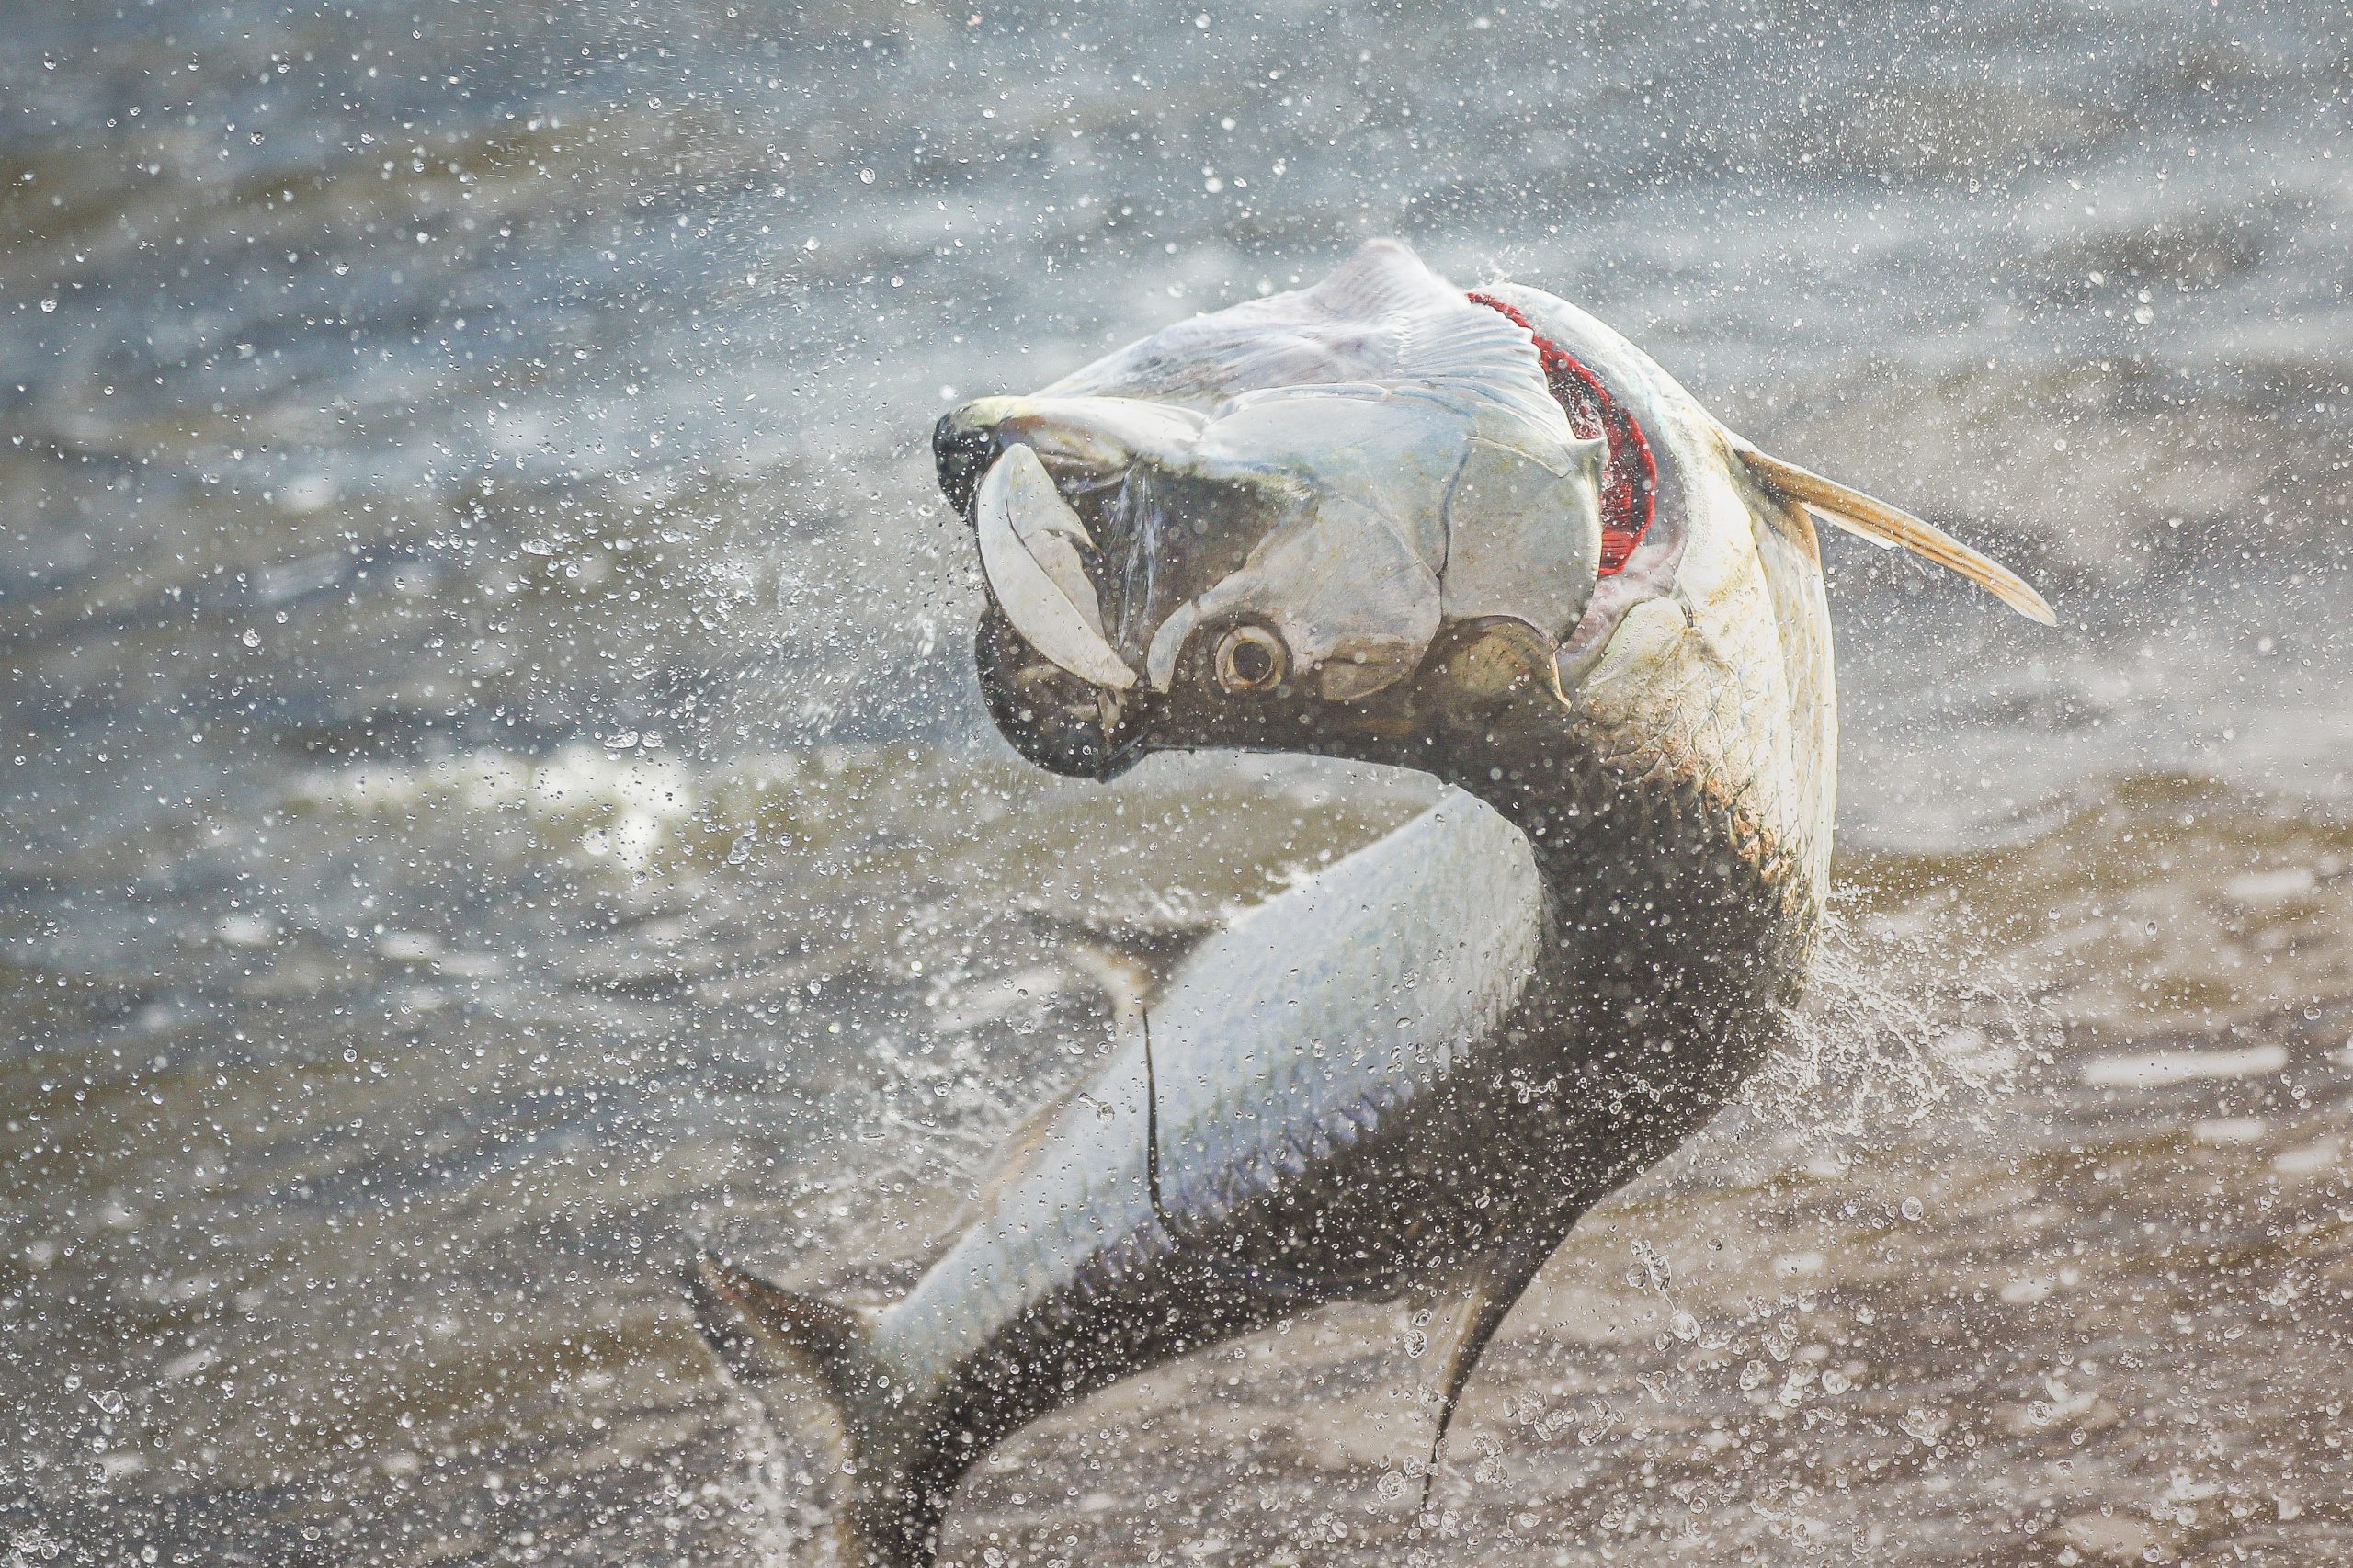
(1213, 625, 1287, 695)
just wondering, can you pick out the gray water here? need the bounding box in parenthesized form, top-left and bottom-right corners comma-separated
(6, 2, 2352, 1562)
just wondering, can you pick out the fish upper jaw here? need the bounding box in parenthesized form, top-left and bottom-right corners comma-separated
(933, 395, 1209, 519)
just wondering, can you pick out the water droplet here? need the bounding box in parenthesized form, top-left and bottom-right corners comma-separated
(240, 629, 261, 648)
(1900, 1196, 1926, 1221)
(92, 1390, 126, 1415)
(858, 167, 876, 185)
(40, 297, 57, 313)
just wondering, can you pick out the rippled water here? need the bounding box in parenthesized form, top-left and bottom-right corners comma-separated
(6, 2, 2351, 1562)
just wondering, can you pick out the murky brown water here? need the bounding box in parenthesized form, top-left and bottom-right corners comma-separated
(6, 2, 2352, 1563)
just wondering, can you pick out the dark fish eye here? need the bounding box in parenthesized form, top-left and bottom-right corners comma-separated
(1214, 625, 1287, 695)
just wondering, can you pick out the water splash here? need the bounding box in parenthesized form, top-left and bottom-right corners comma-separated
(718, 1384, 834, 1568)
(1742, 892, 2052, 1146)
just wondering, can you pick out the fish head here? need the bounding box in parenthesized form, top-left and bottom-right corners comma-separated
(939, 240, 1605, 778)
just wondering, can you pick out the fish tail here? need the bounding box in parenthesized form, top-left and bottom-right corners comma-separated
(687, 1249, 942, 1568)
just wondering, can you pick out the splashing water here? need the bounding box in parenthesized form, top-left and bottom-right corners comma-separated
(1742, 893, 2051, 1148)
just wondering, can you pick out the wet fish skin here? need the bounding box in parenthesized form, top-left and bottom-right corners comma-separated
(691, 241, 2044, 1566)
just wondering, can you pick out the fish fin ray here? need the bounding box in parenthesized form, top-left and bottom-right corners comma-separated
(1416, 1244, 1549, 1514)
(1735, 446, 2056, 625)
(688, 1249, 866, 1397)
(964, 1075, 1092, 1223)
(688, 1250, 938, 1566)
(683, 1247, 785, 1387)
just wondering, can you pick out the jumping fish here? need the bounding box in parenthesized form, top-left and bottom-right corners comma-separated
(689, 239, 2052, 1565)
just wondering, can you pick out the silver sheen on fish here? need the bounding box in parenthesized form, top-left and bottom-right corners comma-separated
(688, 240, 2052, 1567)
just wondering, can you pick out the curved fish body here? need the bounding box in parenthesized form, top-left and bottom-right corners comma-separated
(690, 242, 2050, 1566)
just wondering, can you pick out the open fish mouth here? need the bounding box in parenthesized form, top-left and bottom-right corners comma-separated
(970, 588, 1155, 781)
(960, 436, 1154, 781)
(939, 240, 1610, 778)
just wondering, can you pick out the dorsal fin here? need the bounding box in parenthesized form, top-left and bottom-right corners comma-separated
(1737, 447, 2056, 625)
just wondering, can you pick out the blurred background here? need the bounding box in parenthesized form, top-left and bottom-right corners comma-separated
(5, 1, 2351, 1562)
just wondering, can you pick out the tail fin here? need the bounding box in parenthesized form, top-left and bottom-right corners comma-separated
(687, 1249, 938, 1568)
(1735, 445, 2057, 626)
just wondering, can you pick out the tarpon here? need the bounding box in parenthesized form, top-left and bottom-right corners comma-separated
(689, 240, 2051, 1565)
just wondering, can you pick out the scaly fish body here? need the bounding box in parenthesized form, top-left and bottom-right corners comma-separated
(690, 242, 2047, 1566)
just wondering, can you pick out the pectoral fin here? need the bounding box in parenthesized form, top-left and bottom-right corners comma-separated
(1415, 1244, 1550, 1513)
(1736, 446, 2056, 626)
